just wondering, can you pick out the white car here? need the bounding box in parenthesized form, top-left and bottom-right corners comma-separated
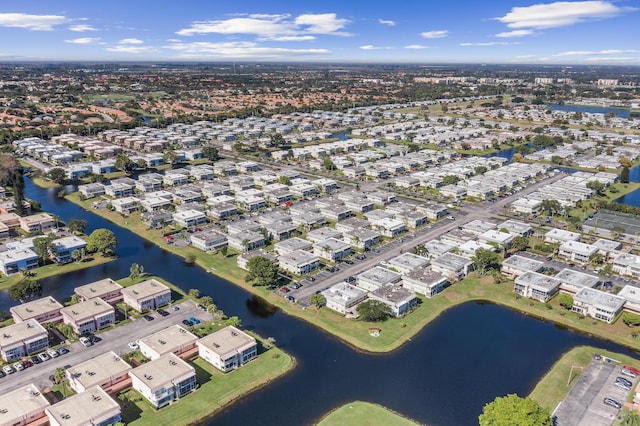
(79, 336, 93, 347)
(47, 349, 60, 358)
(38, 352, 50, 362)
(2, 365, 15, 375)
(13, 362, 24, 372)
(128, 341, 139, 351)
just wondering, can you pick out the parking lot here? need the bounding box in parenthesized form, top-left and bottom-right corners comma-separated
(553, 358, 636, 425)
(0, 299, 211, 394)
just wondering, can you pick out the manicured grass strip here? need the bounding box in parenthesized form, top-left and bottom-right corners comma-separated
(529, 346, 640, 410)
(125, 344, 295, 426)
(317, 401, 419, 426)
(0, 254, 115, 291)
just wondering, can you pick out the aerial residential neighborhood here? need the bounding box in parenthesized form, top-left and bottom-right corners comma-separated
(1, 2, 640, 423)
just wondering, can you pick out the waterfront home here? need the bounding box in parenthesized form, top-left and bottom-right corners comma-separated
(121, 279, 171, 313)
(514, 271, 561, 302)
(50, 236, 87, 264)
(368, 284, 418, 317)
(74, 278, 124, 305)
(138, 325, 198, 361)
(401, 266, 449, 298)
(10, 296, 64, 324)
(571, 287, 625, 323)
(278, 250, 320, 275)
(321, 282, 368, 315)
(0, 248, 39, 275)
(197, 326, 258, 372)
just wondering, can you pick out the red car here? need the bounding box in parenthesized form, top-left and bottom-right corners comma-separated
(623, 365, 640, 375)
(22, 360, 33, 368)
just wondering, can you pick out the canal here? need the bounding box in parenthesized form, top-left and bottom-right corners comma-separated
(1, 178, 639, 425)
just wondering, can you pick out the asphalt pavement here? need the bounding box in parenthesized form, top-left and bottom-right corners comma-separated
(0, 299, 210, 394)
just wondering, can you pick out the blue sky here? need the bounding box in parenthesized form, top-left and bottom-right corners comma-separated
(1, 0, 639, 64)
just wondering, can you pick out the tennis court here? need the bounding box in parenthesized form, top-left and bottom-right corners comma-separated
(584, 210, 640, 235)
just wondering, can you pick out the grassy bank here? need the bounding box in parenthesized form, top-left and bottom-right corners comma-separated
(123, 342, 294, 425)
(0, 254, 115, 291)
(529, 346, 640, 410)
(65, 193, 640, 353)
(317, 401, 419, 426)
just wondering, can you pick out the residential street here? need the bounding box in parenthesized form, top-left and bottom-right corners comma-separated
(291, 171, 568, 305)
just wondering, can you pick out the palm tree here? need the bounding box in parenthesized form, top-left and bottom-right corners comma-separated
(241, 238, 250, 253)
(54, 367, 69, 398)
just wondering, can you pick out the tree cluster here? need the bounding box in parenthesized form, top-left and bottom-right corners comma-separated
(245, 256, 280, 288)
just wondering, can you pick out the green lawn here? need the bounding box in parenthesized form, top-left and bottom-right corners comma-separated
(123, 343, 295, 425)
(317, 401, 419, 426)
(0, 254, 115, 291)
(529, 346, 640, 410)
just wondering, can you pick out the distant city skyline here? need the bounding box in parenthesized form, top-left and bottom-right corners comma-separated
(1, 0, 639, 64)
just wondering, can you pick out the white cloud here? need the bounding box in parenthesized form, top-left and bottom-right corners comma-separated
(404, 44, 429, 49)
(359, 45, 392, 50)
(176, 13, 350, 39)
(554, 49, 639, 56)
(0, 13, 67, 31)
(118, 38, 144, 45)
(106, 45, 158, 53)
(258, 35, 316, 42)
(163, 40, 330, 58)
(495, 1, 631, 29)
(295, 13, 350, 35)
(378, 19, 396, 26)
(65, 37, 101, 44)
(420, 30, 448, 39)
(495, 29, 535, 38)
(68, 24, 96, 32)
(585, 56, 638, 62)
(460, 42, 518, 46)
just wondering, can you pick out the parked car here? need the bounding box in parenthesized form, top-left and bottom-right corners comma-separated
(621, 367, 638, 378)
(182, 319, 193, 327)
(57, 346, 69, 355)
(189, 316, 200, 325)
(346, 276, 356, 283)
(38, 352, 51, 362)
(157, 308, 169, 317)
(143, 314, 154, 321)
(79, 336, 93, 347)
(0, 370, 5, 378)
(22, 360, 33, 369)
(30, 355, 41, 365)
(614, 377, 632, 390)
(13, 362, 24, 372)
(172, 305, 180, 311)
(47, 349, 60, 358)
(603, 397, 622, 409)
(623, 365, 640, 375)
(2, 365, 15, 375)
(128, 341, 139, 351)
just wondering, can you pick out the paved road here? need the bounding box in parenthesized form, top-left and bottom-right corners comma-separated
(291, 171, 568, 305)
(0, 300, 211, 394)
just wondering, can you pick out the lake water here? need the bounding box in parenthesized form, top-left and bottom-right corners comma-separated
(547, 103, 632, 118)
(2, 178, 638, 425)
